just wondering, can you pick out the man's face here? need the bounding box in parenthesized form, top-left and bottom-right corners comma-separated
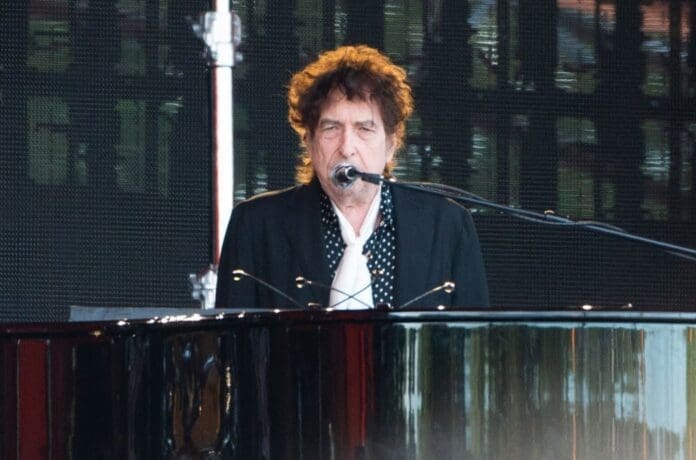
(307, 89, 395, 204)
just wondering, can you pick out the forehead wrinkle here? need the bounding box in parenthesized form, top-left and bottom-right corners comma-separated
(356, 119, 377, 128)
(318, 118, 340, 127)
(317, 96, 382, 132)
(318, 112, 378, 126)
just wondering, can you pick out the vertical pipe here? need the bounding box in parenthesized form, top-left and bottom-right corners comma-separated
(211, 0, 234, 266)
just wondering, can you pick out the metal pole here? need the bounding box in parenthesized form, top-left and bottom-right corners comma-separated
(210, 0, 234, 266)
(189, 3, 242, 308)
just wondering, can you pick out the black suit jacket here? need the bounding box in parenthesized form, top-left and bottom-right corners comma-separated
(215, 180, 489, 309)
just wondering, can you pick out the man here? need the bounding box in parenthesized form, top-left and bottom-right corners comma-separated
(215, 45, 489, 309)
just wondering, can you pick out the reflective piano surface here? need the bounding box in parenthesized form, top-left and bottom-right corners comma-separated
(2, 309, 696, 459)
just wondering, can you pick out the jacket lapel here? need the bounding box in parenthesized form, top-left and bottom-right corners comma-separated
(284, 180, 332, 306)
(391, 185, 435, 307)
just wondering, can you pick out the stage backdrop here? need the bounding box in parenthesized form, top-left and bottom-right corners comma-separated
(1, 0, 695, 320)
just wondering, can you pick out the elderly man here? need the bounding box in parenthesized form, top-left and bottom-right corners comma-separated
(215, 45, 489, 309)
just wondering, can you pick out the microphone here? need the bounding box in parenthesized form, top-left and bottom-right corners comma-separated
(331, 164, 384, 188)
(331, 163, 359, 188)
(231, 269, 306, 309)
(397, 281, 456, 310)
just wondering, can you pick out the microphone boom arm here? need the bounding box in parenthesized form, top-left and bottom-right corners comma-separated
(352, 172, 696, 262)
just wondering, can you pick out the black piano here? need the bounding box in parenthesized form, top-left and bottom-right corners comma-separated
(2, 308, 695, 459)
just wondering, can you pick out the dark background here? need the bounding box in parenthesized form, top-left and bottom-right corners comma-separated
(1, 0, 695, 321)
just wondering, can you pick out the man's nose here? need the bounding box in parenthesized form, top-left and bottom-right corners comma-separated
(338, 129, 357, 158)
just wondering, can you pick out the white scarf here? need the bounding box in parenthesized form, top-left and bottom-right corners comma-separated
(328, 191, 381, 309)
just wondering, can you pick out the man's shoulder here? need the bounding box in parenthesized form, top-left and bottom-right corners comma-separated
(242, 185, 297, 205)
(234, 183, 316, 215)
(391, 183, 466, 213)
(391, 183, 475, 229)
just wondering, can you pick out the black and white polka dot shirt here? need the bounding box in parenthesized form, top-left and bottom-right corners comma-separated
(320, 184, 397, 307)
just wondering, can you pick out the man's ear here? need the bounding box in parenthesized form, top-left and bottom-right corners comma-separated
(303, 132, 312, 152)
(305, 128, 317, 142)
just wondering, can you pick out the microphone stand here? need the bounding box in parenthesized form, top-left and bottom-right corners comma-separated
(232, 269, 305, 309)
(296, 275, 456, 310)
(353, 171, 696, 262)
(399, 281, 456, 310)
(296, 271, 381, 309)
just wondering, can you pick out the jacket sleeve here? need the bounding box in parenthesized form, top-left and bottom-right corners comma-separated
(215, 203, 258, 308)
(452, 209, 490, 308)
